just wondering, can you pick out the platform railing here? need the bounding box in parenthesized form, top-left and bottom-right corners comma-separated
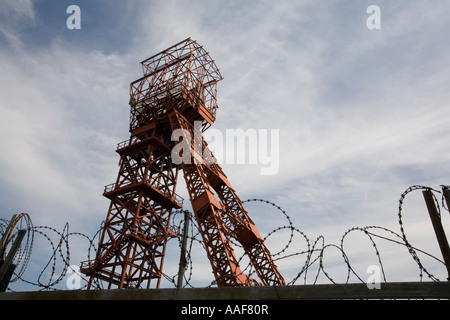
(103, 179, 183, 206)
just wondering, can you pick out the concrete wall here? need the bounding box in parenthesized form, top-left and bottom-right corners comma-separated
(0, 282, 449, 300)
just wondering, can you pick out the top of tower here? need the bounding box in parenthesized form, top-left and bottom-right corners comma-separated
(129, 38, 223, 131)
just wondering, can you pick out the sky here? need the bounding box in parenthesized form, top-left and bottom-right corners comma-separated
(1, 0, 449, 290)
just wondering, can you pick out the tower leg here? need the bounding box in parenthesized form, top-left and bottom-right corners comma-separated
(169, 109, 285, 286)
(81, 128, 182, 289)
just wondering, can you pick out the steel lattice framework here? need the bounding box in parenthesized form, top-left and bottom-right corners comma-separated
(81, 38, 285, 288)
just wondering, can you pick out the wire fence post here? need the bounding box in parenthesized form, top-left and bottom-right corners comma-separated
(0, 229, 27, 291)
(422, 189, 450, 280)
(177, 211, 190, 288)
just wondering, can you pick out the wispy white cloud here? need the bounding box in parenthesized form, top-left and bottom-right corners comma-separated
(0, 0, 35, 46)
(0, 0, 35, 26)
(0, 42, 132, 231)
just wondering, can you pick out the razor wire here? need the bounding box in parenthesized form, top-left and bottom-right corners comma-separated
(1, 184, 448, 291)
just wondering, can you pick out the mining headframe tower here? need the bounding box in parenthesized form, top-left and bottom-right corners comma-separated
(80, 38, 285, 289)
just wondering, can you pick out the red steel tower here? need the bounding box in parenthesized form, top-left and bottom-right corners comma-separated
(81, 38, 285, 288)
